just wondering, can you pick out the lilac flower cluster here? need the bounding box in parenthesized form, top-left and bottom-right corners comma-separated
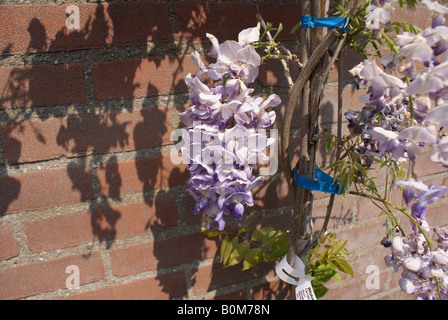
(346, 0, 448, 168)
(180, 27, 281, 230)
(385, 179, 448, 299)
(348, 0, 448, 300)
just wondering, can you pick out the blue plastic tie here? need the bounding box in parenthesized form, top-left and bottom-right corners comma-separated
(293, 167, 343, 195)
(301, 15, 350, 33)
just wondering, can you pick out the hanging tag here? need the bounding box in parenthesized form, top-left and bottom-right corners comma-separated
(275, 255, 314, 286)
(295, 279, 317, 300)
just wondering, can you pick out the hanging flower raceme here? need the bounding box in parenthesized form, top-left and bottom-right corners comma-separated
(180, 26, 281, 231)
(346, 0, 448, 167)
(385, 179, 447, 300)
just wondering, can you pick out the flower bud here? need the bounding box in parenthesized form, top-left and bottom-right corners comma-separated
(392, 236, 404, 254)
(403, 257, 422, 273)
(431, 250, 448, 266)
(398, 278, 417, 294)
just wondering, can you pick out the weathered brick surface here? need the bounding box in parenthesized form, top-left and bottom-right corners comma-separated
(63, 271, 187, 300)
(0, 166, 94, 215)
(0, 107, 173, 163)
(92, 55, 198, 100)
(23, 198, 178, 253)
(0, 2, 170, 55)
(175, 1, 300, 43)
(0, 252, 105, 300)
(0, 64, 86, 109)
(109, 234, 217, 277)
(0, 224, 19, 261)
(96, 155, 189, 197)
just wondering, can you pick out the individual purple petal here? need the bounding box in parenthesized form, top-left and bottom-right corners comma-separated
(416, 183, 447, 204)
(206, 33, 220, 58)
(403, 186, 415, 206)
(407, 73, 444, 95)
(433, 13, 447, 28)
(238, 27, 260, 46)
(225, 191, 254, 206)
(426, 103, 448, 127)
(431, 250, 448, 265)
(399, 38, 434, 63)
(260, 94, 281, 109)
(218, 40, 242, 65)
(411, 200, 428, 220)
(399, 126, 437, 145)
(233, 203, 245, 220)
(235, 45, 261, 67)
(393, 178, 430, 192)
(398, 278, 418, 294)
(422, 0, 448, 14)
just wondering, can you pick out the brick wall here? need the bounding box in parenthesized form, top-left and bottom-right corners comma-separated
(0, 0, 447, 301)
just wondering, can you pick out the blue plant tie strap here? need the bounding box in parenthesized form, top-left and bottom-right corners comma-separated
(293, 167, 343, 195)
(301, 15, 350, 33)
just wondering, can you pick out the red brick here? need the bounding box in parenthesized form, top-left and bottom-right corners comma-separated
(312, 196, 356, 231)
(0, 107, 172, 164)
(349, 246, 391, 278)
(0, 224, 19, 261)
(321, 271, 388, 300)
(191, 261, 275, 295)
(0, 2, 170, 55)
(257, 58, 300, 88)
(252, 279, 290, 300)
(63, 271, 187, 300)
(252, 171, 291, 210)
(214, 288, 247, 300)
(109, 234, 218, 277)
(336, 220, 386, 252)
(426, 203, 448, 229)
(357, 195, 388, 222)
(23, 198, 178, 253)
(0, 64, 86, 109)
(92, 55, 198, 100)
(175, 2, 300, 43)
(319, 89, 368, 124)
(0, 166, 94, 215)
(377, 289, 418, 300)
(414, 151, 447, 177)
(0, 252, 105, 300)
(96, 155, 189, 197)
(390, 5, 432, 30)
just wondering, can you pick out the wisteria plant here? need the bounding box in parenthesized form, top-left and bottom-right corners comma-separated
(179, 0, 448, 300)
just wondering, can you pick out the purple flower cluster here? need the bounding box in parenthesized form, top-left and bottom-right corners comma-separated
(346, 1, 448, 168)
(180, 27, 281, 230)
(385, 179, 448, 300)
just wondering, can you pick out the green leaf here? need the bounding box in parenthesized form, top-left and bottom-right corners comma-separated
(220, 235, 230, 265)
(262, 250, 277, 262)
(251, 227, 274, 242)
(313, 285, 329, 299)
(237, 227, 250, 235)
(200, 228, 224, 238)
(243, 248, 263, 270)
(311, 265, 337, 286)
(331, 240, 348, 257)
(262, 230, 286, 247)
(290, 22, 302, 34)
(328, 258, 354, 277)
(271, 237, 290, 257)
(227, 241, 250, 267)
